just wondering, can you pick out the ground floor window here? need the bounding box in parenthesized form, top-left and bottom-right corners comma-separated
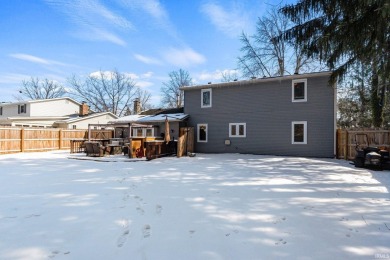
(229, 123, 246, 137)
(292, 121, 307, 144)
(132, 128, 154, 137)
(197, 123, 208, 142)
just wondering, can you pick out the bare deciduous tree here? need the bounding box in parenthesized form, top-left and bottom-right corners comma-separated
(124, 88, 153, 115)
(160, 69, 192, 108)
(238, 6, 315, 78)
(68, 70, 141, 117)
(220, 70, 239, 83)
(135, 88, 152, 112)
(16, 77, 66, 100)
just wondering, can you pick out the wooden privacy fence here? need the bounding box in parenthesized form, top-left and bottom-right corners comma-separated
(0, 127, 114, 154)
(337, 129, 390, 160)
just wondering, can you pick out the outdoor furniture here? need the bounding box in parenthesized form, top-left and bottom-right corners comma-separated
(70, 140, 86, 153)
(107, 144, 123, 155)
(85, 141, 109, 157)
(145, 140, 177, 160)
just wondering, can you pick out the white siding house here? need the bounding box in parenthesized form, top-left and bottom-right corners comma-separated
(54, 112, 118, 129)
(29, 98, 80, 116)
(0, 97, 118, 128)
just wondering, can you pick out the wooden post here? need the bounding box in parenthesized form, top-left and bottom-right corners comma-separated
(59, 129, 63, 150)
(344, 130, 349, 160)
(88, 125, 91, 141)
(128, 138, 133, 158)
(335, 129, 339, 159)
(20, 128, 25, 152)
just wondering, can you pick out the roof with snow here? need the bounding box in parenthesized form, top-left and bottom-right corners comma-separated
(109, 113, 188, 124)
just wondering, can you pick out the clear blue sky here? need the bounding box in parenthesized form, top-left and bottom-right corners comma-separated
(0, 0, 293, 106)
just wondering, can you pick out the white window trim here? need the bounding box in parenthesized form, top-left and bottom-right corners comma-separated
(292, 121, 307, 144)
(201, 88, 212, 108)
(197, 123, 208, 142)
(132, 128, 154, 137)
(229, 123, 246, 138)
(292, 79, 307, 102)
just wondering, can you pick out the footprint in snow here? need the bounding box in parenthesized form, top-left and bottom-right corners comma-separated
(117, 219, 130, 247)
(275, 238, 287, 245)
(48, 250, 60, 258)
(25, 214, 41, 218)
(117, 177, 126, 183)
(156, 205, 162, 215)
(117, 229, 130, 247)
(273, 217, 287, 224)
(136, 206, 145, 215)
(346, 228, 359, 238)
(143, 224, 151, 238)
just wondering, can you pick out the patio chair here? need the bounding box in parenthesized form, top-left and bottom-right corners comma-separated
(85, 142, 108, 157)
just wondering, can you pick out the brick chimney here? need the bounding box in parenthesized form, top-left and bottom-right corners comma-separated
(133, 98, 141, 114)
(79, 101, 89, 116)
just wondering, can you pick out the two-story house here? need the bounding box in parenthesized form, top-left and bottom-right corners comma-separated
(0, 97, 118, 129)
(181, 71, 336, 158)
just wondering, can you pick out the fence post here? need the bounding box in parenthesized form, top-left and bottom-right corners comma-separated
(59, 129, 63, 150)
(20, 128, 25, 152)
(344, 130, 348, 160)
(336, 129, 339, 159)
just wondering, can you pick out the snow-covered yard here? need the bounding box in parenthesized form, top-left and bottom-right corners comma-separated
(0, 151, 389, 260)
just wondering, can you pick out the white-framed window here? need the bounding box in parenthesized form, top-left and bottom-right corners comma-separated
(133, 128, 144, 137)
(229, 123, 246, 137)
(292, 79, 307, 102)
(197, 123, 208, 142)
(292, 121, 307, 144)
(132, 128, 154, 137)
(18, 104, 27, 114)
(201, 89, 212, 108)
(72, 125, 77, 129)
(145, 128, 154, 137)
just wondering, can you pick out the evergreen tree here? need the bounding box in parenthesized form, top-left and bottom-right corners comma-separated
(280, 0, 390, 126)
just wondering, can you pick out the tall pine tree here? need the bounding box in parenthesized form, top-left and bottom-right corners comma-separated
(280, 0, 390, 127)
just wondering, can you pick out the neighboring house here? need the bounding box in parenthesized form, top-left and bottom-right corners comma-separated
(181, 71, 336, 158)
(0, 97, 118, 129)
(53, 112, 118, 129)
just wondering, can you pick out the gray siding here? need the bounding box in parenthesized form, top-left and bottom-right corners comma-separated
(183, 74, 335, 158)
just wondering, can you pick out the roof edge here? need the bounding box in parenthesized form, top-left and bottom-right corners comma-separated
(180, 71, 332, 91)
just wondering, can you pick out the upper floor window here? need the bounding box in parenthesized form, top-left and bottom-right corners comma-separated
(18, 104, 27, 114)
(229, 123, 246, 137)
(201, 89, 212, 108)
(72, 125, 77, 129)
(197, 123, 208, 142)
(292, 79, 307, 102)
(292, 121, 307, 144)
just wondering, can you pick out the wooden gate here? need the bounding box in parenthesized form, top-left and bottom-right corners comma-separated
(177, 127, 194, 157)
